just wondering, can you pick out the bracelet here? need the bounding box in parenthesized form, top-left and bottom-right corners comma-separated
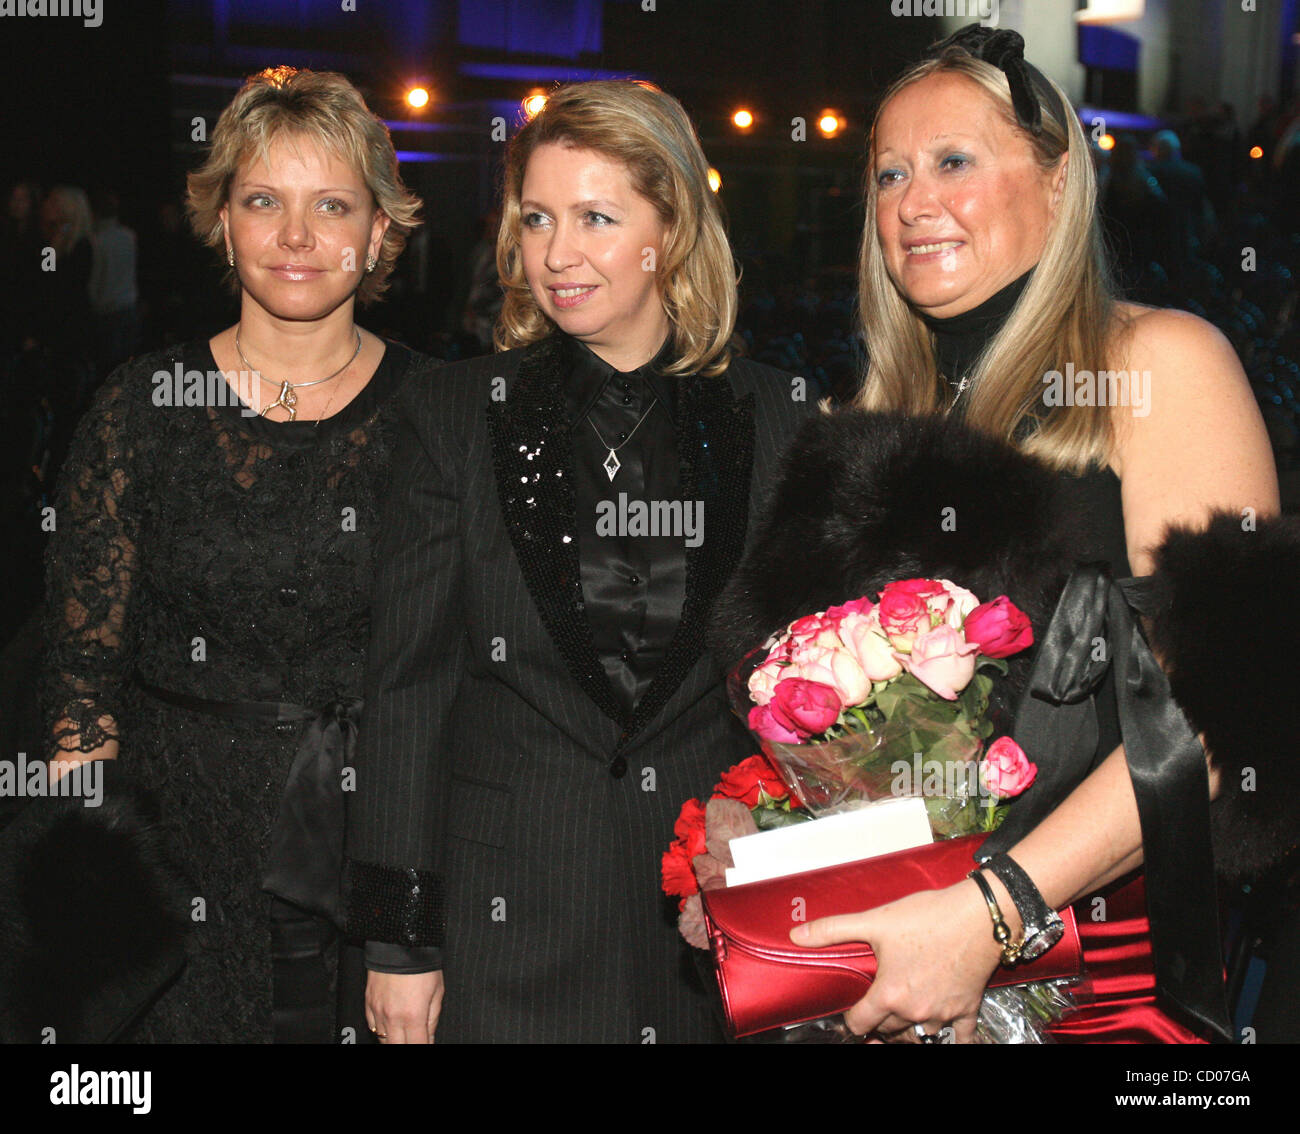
(976, 851, 1067, 961)
(978, 851, 1048, 936)
(968, 868, 1022, 965)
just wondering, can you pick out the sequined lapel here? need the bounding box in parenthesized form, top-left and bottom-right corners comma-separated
(615, 369, 756, 751)
(487, 336, 628, 726)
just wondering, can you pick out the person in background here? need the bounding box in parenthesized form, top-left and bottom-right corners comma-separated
(89, 188, 140, 376)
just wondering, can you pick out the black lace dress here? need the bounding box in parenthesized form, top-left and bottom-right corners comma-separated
(42, 337, 433, 1042)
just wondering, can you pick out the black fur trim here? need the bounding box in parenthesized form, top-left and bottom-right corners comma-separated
(0, 763, 189, 1042)
(1146, 512, 1300, 883)
(709, 410, 1101, 725)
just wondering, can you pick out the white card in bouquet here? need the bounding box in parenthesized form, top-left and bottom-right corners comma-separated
(724, 797, 934, 886)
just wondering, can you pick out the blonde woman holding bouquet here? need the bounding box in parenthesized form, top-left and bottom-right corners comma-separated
(712, 25, 1295, 1043)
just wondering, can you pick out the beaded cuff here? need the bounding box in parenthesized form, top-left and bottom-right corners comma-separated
(344, 859, 447, 947)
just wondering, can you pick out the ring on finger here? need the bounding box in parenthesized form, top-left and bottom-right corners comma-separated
(913, 1023, 945, 1044)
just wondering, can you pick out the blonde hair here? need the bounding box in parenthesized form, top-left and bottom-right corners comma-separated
(494, 80, 737, 377)
(856, 51, 1121, 471)
(186, 66, 421, 305)
(43, 186, 93, 257)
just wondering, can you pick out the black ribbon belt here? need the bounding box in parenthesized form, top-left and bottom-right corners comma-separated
(979, 565, 1232, 1041)
(136, 677, 359, 929)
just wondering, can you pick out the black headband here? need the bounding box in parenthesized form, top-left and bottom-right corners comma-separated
(925, 24, 1069, 137)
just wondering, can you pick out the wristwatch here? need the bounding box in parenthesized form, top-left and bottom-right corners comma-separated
(976, 851, 1065, 961)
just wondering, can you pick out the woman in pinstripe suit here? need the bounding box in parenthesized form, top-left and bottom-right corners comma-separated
(344, 81, 813, 1043)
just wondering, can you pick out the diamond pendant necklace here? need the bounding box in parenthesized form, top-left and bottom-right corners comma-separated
(236, 327, 361, 421)
(587, 397, 659, 481)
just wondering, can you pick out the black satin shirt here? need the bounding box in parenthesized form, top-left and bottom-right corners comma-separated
(564, 334, 687, 716)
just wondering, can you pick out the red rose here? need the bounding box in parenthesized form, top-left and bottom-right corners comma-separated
(768, 678, 842, 739)
(713, 754, 790, 808)
(964, 595, 1034, 658)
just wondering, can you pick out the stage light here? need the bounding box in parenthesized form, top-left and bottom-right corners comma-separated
(406, 87, 430, 109)
(708, 167, 722, 193)
(817, 111, 843, 138)
(1097, 133, 1115, 151)
(523, 91, 548, 119)
(1076, 0, 1144, 23)
(732, 108, 754, 130)
(1250, 145, 1264, 160)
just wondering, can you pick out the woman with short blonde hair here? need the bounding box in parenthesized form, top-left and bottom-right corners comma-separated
(36, 66, 437, 1043)
(186, 65, 420, 306)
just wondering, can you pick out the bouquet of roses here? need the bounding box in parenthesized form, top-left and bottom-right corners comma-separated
(664, 578, 1078, 1042)
(737, 577, 1036, 834)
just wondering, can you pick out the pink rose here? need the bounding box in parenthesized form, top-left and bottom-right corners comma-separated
(964, 595, 1034, 658)
(878, 589, 934, 652)
(747, 703, 803, 744)
(825, 595, 876, 622)
(838, 611, 903, 682)
(981, 736, 1038, 799)
(787, 613, 840, 649)
(791, 642, 871, 707)
(747, 659, 786, 706)
(935, 580, 980, 629)
(768, 677, 842, 739)
(881, 578, 947, 600)
(897, 624, 979, 700)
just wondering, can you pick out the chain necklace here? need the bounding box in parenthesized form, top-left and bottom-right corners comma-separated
(587, 397, 659, 481)
(236, 327, 361, 421)
(943, 369, 974, 414)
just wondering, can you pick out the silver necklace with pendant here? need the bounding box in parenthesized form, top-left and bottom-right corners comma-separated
(236, 327, 361, 421)
(587, 397, 659, 481)
(946, 371, 973, 409)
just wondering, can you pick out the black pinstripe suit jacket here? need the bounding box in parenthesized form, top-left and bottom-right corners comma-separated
(344, 333, 814, 1042)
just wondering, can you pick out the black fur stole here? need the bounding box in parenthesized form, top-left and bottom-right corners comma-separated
(1147, 513, 1300, 882)
(712, 411, 1101, 727)
(0, 762, 189, 1042)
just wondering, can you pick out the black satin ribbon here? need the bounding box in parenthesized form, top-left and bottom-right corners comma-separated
(135, 677, 358, 928)
(269, 896, 337, 1044)
(978, 566, 1231, 1040)
(926, 24, 1068, 137)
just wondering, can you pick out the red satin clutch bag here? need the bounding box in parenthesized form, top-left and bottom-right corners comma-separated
(699, 833, 1083, 1037)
